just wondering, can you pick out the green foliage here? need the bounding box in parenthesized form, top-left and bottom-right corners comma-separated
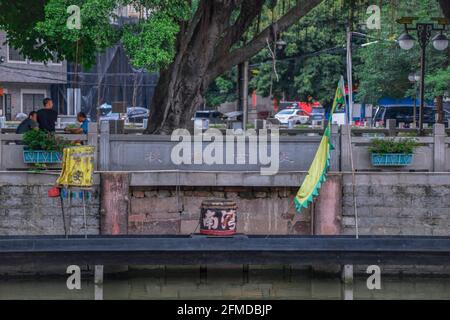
(425, 66, 450, 99)
(397, 131, 419, 137)
(210, 0, 350, 107)
(205, 74, 237, 107)
(206, 0, 448, 109)
(0, 0, 192, 70)
(247, 1, 346, 105)
(122, 14, 180, 71)
(368, 138, 419, 154)
(23, 130, 74, 152)
(21, 0, 118, 68)
(355, 0, 449, 104)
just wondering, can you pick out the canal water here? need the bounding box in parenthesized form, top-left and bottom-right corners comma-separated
(1, 266, 450, 299)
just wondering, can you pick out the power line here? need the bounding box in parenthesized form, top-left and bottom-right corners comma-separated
(0, 63, 153, 77)
(0, 65, 158, 86)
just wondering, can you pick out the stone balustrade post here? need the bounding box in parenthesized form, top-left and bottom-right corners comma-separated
(433, 123, 446, 172)
(99, 121, 110, 171)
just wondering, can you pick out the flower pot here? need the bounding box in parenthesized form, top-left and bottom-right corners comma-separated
(371, 153, 413, 167)
(23, 150, 62, 164)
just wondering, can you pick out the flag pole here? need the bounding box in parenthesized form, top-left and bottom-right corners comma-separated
(342, 74, 359, 239)
(346, 27, 354, 125)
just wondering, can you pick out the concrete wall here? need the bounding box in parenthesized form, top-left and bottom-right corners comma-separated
(0, 31, 67, 84)
(0, 171, 449, 238)
(106, 134, 331, 172)
(342, 173, 450, 236)
(100, 124, 448, 173)
(0, 173, 100, 236)
(128, 186, 311, 235)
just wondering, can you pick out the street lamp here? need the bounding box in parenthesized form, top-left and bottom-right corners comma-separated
(398, 32, 415, 50)
(397, 17, 449, 133)
(408, 72, 420, 128)
(432, 33, 449, 51)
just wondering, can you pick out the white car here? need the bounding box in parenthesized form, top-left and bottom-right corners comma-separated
(274, 108, 309, 124)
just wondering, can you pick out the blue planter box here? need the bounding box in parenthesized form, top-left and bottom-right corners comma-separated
(23, 150, 62, 164)
(371, 153, 413, 167)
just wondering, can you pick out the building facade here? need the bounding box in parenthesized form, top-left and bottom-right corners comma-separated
(0, 31, 67, 120)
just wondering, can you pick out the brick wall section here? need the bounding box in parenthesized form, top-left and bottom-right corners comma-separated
(128, 187, 312, 235)
(0, 185, 100, 236)
(342, 174, 450, 236)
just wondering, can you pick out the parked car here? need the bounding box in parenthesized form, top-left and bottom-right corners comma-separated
(191, 110, 224, 124)
(310, 107, 325, 123)
(274, 108, 309, 125)
(372, 105, 435, 127)
(126, 107, 149, 123)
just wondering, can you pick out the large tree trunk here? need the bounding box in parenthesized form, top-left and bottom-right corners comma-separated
(146, 0, 322, 134)
(439, 0, 450, 20)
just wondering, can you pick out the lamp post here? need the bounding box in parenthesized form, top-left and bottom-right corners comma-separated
(408, 72, 420, 128)
(397, 17, 449, 134)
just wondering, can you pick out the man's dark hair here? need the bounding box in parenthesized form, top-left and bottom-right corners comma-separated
(28, 111, 37, 118)
(78, 112, 87, 119)
(43, 98, 52, 107)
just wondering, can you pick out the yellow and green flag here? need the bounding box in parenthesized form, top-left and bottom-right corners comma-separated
(294, 77, 346, 212)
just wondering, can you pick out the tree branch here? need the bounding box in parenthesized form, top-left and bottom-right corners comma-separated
(439, 0, 450, 20)
(213, 0, 265, 60)
(208, 0, 323, 81)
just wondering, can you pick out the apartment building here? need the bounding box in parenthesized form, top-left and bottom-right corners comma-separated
(0, 30, 67, 120)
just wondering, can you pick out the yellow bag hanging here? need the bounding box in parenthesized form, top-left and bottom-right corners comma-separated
(56, 146, 95, 188)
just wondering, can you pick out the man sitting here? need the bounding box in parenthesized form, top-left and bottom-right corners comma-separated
(16, 111, 38, 134)
(65, 112, 90, 134)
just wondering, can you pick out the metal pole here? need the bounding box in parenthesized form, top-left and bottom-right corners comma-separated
(413, 81, 417, 128)
(60, 192, 68, 238)
(242, 60, 249, 130)
(237, 63, 244, 129)
(82, 190, 87, 239)
(419, 44, 426, 134)
(346, 28, 354, 125)
(415, 23, 432, 135)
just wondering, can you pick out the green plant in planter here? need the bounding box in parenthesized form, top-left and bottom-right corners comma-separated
(368, 138, 419, 154)
(23, 130, 74, 152)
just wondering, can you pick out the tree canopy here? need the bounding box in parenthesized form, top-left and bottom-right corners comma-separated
(0, 0, 448, 131)
(206, 0, 449, 109)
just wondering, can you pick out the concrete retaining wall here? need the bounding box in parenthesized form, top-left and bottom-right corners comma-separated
(0, 173, 100, 236)
(342, 173, 450, 236)
(128, 186, 311, 235)
(0, 171, 449, 238)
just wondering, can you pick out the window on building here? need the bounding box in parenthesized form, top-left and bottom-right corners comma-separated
(22, 93, 45, 115)
(7, 45, 26, 63)
(67, 88, 81, 115)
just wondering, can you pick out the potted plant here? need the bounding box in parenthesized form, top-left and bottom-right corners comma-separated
(22, 130, 74, 164)
(368, 138, 419, 166)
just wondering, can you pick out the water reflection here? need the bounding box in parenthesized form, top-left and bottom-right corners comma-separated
(1, 266, 450, 300)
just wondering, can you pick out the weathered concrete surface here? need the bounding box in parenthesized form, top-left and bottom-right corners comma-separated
(0, 172, 100, 236)
(314, 174, 342, 235)
(100, 172, 130, 235)
(129, 171, 309, 187)
(342, 173, 450, 236)
(108, 135, 326, 172)
(128, 186, 312, 235)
